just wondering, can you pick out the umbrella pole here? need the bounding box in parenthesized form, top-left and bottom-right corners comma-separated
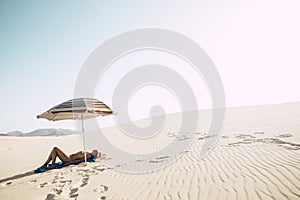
(81, 114, 87, 163)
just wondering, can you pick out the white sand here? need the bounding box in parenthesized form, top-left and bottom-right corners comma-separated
(0, 102, 299, 200)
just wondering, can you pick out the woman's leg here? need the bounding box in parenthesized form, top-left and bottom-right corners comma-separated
(52, 147, 71, 164)
(42, 147, 71, 166)
(43, 151, 53, 166)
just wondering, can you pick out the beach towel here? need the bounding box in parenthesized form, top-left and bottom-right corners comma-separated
(34, 157, 96, 173)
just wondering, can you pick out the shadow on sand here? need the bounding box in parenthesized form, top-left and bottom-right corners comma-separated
(0, 171, 35, 183)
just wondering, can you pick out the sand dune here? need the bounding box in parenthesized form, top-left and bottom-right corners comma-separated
(0, 102, 300, 199)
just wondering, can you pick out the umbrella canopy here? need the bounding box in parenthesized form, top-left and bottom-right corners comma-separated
(37, 98, 115, 163)
(37, 98, 114, 121)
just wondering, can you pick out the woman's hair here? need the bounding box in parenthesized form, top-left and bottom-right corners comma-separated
(91, 149, 101, 158)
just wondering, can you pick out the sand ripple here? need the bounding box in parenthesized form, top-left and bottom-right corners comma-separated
(0, 132, 299, 200)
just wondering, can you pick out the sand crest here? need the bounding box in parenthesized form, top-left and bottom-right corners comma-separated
(0, 102, 300, 199)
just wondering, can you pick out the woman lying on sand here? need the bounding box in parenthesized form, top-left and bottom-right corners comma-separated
(41, 147, 101, 168)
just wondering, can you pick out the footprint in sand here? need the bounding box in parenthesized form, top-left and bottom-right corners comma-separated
(114, 163, 128, 169)
(80, 175, 89, 187)
(48, 173, 74, 197)
(235, 134, 256, 139)
(149, 156, 170, 163)
(254, 131, 264, 135)
(45, 193, 55, 200)
(44, 165, 108, 199)
(227, 141, 254, 146)
(277, 134, 293, 138)
(176, 133, 191, 141)
(30, 179, 37, 183)
(69, 187, 79, 198)
(94, 165, 110, 172)
(94, 185, 109, 193)
(39, 182, 48, 188)
(179, 150, 189, 154)
(136, 159, 144, 162)
(198, 135, 210, 140)
(52, 175, 65, 184)
(53, 188, 63, 195)
(94, 185, 109, 200)
(5, 181, 12, 186)
(257, 137, 300, 150)
(168, 132, 176, 138)
(156, 156, 170, 160)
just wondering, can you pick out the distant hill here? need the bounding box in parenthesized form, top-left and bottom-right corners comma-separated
(5, 129, 77, 137)
(6, 130, 23, 136)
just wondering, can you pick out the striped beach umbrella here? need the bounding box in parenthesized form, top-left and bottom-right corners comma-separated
(37, 98, 115, 162)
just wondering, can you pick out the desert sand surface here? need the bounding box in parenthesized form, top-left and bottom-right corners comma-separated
(0, 102, 300, 200)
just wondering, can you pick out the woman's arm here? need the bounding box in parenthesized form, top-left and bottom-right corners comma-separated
(70, 151, 92, 162)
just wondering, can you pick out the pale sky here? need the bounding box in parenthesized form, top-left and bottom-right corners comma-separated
(1, 0, 300, 133)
